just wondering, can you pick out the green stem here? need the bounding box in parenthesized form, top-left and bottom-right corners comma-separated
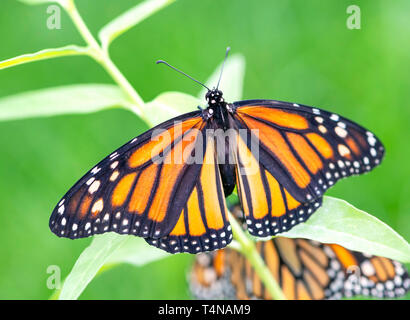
(64, 0, 100, 52)
(228, 211, 286, 300)
(98, 55, 148, 121)
(62, 0, 149, 124)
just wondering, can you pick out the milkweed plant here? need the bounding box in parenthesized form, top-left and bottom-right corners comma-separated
(0, 0, 409, 300)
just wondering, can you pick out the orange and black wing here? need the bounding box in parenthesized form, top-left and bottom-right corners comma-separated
(190, 237, 409, 300)
(233, 128, 322, 236)
(262, 238, 409, 300)
(231, 99, 384, 236)
(49, 111, 232, 253)
(324, 243, 410, 299)
(145, 134, 232, 253)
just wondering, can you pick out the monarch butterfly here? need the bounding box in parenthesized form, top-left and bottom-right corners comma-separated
(189, 206, 410, 300)
(49, 48, 384, 254)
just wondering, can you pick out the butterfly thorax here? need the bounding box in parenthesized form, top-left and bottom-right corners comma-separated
(205, 89, 231, 131)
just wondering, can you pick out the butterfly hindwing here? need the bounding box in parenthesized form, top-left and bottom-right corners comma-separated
(145, 134, 232, 253)
(233, 124, 322, 236)
(327, 243, 410, 299)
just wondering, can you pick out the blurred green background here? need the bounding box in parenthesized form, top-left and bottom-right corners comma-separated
(0, 0, 409, 299)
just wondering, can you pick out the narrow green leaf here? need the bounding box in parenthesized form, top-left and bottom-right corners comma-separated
(0, 84, 134, 121)
(144, 91, 200, 126)
(58, 233, 126, 300)
(199, 53, 246, 103)
(279, 196, 410, 263)
(0, 45, 90, 71)
(58, 234, 168, 300)
(98, 0, 176, 51)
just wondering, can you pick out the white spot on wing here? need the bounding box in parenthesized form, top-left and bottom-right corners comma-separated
(335, 126, 347, 138)
(110, 152, 118, 159)
(86, 177, 95, 186)
(368, 136, 376, 146)
(110, 170, 119, 181)
(330, 114, 339, 121)
(58, 205, 65, 215)
(88, 180, 100, 194)
(319, 125, 327, 133)
(91, 167, 101, 175)
(338, 144, 350, 157)
(91, 199, 104, 214)
(337, 121, 346, 129)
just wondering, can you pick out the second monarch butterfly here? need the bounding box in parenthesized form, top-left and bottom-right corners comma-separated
(189, 205, 410, 300)
(49, 48, 384, 253)
(190, 238, 410, 300)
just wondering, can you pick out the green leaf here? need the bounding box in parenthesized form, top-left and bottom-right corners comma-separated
(98, 0, 176, 51)
(0, 84, 134, 121)
(58, 234, 125, 300)
(279, 196, 410, 263)
(144, 91, 200, 126)
(0, 45, 90, 71)
(58, 234, 168, 300)
(199, 53, 246, 103)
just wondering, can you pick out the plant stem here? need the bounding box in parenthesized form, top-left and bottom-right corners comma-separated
(63, 0, 149, 124)
(228, 211, 287, 300)
(98, 55, 148, 121)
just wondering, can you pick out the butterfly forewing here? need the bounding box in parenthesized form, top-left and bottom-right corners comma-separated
(49, 111, 209, 239)
(231, 99, 384, 236)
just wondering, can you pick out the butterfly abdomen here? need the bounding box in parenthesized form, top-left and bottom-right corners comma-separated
(204, 89, 237, 196)
(219, 163, 236, 196)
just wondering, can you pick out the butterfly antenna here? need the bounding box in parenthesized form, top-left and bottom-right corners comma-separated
(216, 47, 231, 90)
(156, 60, 210, 91)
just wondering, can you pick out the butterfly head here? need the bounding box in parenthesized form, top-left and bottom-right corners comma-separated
(206, 89, 224, 107)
